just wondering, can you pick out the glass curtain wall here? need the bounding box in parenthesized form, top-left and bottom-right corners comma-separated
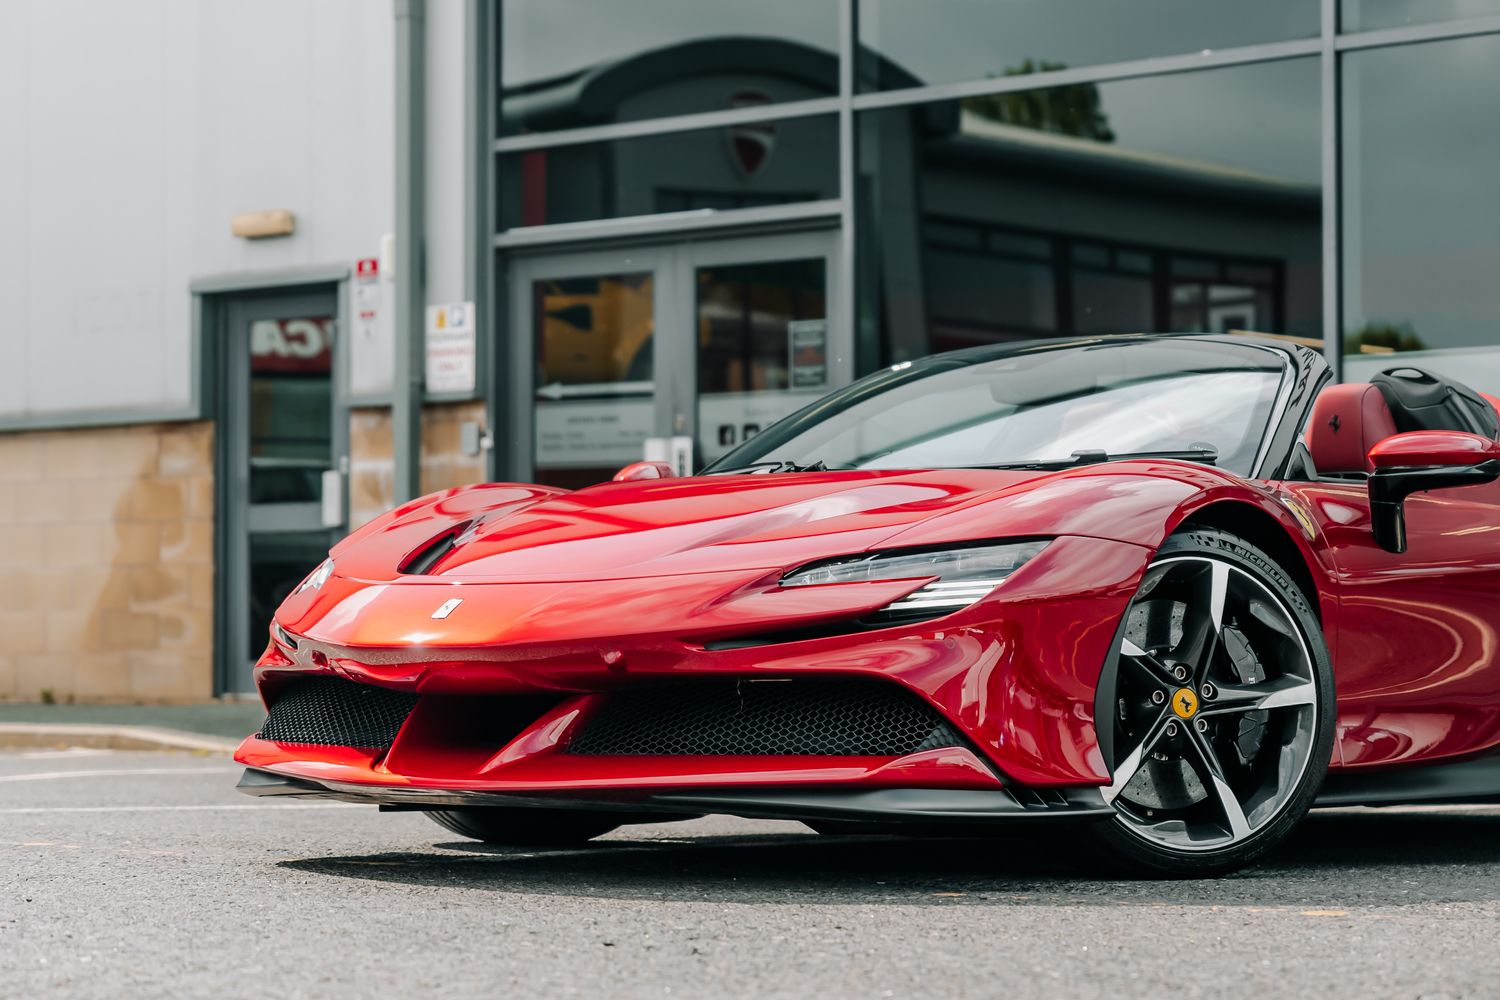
(492, 1, 1500, 384)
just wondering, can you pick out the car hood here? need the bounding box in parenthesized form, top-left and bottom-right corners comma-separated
(329, 469, 1051, 584)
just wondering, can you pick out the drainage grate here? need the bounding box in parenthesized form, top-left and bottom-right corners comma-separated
(258, 676, 419, 749)
(567, 679, 961, 756)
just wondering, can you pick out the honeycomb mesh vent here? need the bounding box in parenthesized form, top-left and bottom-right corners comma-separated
(258, 676, 419, 749)
(567, 679, 961, 756)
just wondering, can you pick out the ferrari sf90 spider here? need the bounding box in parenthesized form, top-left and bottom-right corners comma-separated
(237, 334, 1500, 877)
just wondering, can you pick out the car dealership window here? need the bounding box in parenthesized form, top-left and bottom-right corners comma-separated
(1341, 34, 1500, 386)
(499, 0, 838, 135)
(497, 114, 839, 229)
(857, 59, 1322, 364)
(1341, 0, 1500, 32)
(482, 0, 1500, 489)
(857, 0, 1316, 92)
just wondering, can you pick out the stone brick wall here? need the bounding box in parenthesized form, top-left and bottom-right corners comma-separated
(348, 401, 489, 530)
(0, 422, 215, 702)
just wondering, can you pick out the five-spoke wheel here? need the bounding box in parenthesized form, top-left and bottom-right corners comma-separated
(1088, 528, 1334, 877)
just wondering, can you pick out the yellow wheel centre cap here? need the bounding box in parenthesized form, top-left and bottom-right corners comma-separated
(1171, 687, 1199, 719)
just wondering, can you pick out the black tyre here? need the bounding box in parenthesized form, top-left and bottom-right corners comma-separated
(1086, 527, 1335, 878)
(427, 807, 620, 846)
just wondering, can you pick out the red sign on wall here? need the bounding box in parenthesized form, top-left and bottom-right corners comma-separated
(251, 317, 334, 374)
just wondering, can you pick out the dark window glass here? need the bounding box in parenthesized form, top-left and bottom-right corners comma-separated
(498, 115, 838, 229)
(248, 316, 333, 504)
(500, 0, 838, 135)
(249, 530, 337, 659)
(1342, 35, 1500, 384)
(857, 59, 1321, 367)
(857, 0, 1317, 91)
(1342, 0, 1500, 32)
(696, 258, 829, 465)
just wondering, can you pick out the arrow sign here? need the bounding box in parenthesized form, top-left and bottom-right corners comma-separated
(536, 381, 654, 401)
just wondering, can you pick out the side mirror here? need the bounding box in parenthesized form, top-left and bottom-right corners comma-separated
(612, 461, 675, 483)
(1367, 431, 1500, 553)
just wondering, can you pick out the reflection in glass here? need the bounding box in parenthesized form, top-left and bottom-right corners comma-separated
(532, 273, 656, 490)
(1342, 35, 1500, 386)
(248, 316, 333, 504)
(709, 339, 1285, 478)
(499, 115, 838, 229)
(858, 0, 1315, 92)
(857, 59, 1321, 366)
(696, 258, 828, 464)
(249, 530, 337, 659)
(500, 0, 837, 134)
(1342, 0, 1500, 32)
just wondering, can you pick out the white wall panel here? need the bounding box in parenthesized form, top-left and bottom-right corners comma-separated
(0, 0, 396, 421)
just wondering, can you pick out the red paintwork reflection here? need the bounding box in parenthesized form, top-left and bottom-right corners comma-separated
(1278, 478, 1500, 768)
(1368, 430, 1500, 468)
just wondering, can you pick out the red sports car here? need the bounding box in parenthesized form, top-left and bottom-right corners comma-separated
(237, 334, 1500, 877)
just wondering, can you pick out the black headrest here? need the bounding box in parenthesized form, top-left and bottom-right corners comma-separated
(1371, 366, 1499, 439)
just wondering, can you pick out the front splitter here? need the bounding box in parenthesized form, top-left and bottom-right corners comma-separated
(237, 767, 1112, 826)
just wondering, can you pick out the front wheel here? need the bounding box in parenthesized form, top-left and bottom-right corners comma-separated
(427, 807, 620, 846)
(1086, 528, 1335, 878)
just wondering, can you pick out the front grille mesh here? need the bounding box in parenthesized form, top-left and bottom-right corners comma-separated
(568, 679, 960, 756)
(258, 676, 418, 749)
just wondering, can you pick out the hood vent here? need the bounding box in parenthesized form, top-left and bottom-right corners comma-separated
(398, 521, 473, 576)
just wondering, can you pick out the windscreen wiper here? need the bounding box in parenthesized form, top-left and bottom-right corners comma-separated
(969, 447, 1219, 471)
(710, 459, 831, 475)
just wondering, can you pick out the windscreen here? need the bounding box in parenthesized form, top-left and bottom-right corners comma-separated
(705, 339, 1287, 477)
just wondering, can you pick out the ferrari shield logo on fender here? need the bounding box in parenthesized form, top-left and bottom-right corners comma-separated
(1172, 687, 1199, 719)
(431, 598, 463, 620)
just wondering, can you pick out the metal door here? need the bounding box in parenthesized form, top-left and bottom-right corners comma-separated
(222, 287, 345, 693)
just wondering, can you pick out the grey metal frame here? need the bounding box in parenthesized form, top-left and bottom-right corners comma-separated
(478, 1, 1500, 398)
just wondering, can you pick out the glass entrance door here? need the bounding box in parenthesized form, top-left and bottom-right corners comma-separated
(223, 287, 344, 693)
(510, 248, 672, 489)
(508, 231, 842, 484)
(689, 232, 843, 466)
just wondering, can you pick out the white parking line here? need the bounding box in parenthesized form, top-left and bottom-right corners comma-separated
(18, 748, 114, 760)
(0, 803, 361, 815)
(0, 767, 236, 783)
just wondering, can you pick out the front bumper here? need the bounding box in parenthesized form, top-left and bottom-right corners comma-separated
(236, 534, 1154, 804)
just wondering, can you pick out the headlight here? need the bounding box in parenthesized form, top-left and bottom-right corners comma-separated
(780, 540, 1049, 620)
(295, 557, 335, 594)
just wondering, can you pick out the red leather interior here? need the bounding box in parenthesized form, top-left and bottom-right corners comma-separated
(1306, 383, 1399, 474)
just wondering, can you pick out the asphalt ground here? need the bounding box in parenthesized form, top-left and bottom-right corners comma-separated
(3, 750, 1499, 999)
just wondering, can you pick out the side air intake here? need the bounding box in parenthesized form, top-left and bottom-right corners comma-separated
(258, 676, 419, 749)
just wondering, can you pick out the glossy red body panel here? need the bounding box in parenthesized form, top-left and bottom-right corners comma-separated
(1368, 430, 1500, 468)
(1278, 476, 1500, 769)
(237, 450, 1500, 802)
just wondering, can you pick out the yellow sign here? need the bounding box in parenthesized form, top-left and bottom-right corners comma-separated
(1171, 687, 1199, 719)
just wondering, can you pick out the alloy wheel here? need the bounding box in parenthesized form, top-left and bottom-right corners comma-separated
(1103, 554, 1319, 852)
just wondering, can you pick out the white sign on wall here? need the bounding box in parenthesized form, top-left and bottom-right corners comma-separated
(425, 301, 477, 394)
(349, 257, 395, 396)
(534, 398, 655, 468)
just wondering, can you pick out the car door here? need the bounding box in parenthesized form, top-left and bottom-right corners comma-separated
(1276, 474, 1500, 768)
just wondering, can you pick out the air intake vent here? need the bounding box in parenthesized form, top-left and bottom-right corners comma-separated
(399, 521, 472, 576)
(567, 679, 961, 756)
(258, 676, 419, 749)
